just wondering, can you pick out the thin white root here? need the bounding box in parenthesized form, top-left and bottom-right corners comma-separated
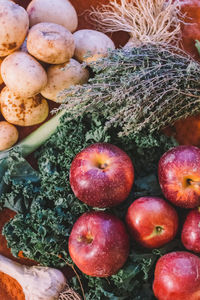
(89, 0, 183, 46)
(59, 284, 82, 300)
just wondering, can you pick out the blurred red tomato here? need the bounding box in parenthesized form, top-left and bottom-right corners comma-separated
(166, 1, 200, 146)
(181, 23, 200, 59)
(179, 0, 200, 59)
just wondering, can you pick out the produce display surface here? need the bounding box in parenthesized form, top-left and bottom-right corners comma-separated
(1, 0, 200, 300)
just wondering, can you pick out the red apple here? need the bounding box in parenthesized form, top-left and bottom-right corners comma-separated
(158, 145, 200, 208)
(68, 211, 130, 277)
(69, 143, 134, 208)
(153, 251, 200, 300)
(181, 208, 200, 253)
(126, 197, 178, 249)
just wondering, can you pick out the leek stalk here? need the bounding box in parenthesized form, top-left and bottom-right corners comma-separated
(0, 110, 66, 160)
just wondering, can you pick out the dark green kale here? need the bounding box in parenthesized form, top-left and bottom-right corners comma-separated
(0, 150, 41, 213)
(2, 113, 178, 299)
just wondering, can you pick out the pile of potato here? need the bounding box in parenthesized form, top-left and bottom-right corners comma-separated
(0, 0, 115, 150)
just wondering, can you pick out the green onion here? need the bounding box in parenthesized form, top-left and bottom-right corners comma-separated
(0, 110, 66, 211)
(0, 110, 66, 160)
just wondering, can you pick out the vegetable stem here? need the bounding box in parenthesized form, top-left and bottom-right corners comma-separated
(0, 253, 67, 300)
(0, 254, 23, 278)
(0, 110, 66, 160)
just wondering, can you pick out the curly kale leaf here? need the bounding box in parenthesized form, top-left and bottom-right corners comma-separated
(71, 239, 181, 300)
(0, 150, 40, 213)
(2, 113, 177, 299)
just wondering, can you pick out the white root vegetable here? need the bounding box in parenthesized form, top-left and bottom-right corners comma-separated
(41, 58, 89, 102)
(27, 22, 75, 64)
(0, 0, 29, 56)
(0, 87, 49, 126)
(73, 29, 115, 64)
(0, 121, 19, 150)
(27, 0, 78, 33)
(1, 51, 47, 98)
(0, 254, 66, 300)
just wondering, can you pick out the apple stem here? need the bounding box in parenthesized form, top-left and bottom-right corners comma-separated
(187, 179, 200, 186)
(77, 234, 93, 244)
(155, 226, 163, 234)
(99, 163, 108, 169)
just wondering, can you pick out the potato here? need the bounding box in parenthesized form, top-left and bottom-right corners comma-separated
(73, 29, 115, 64)
(0, 87, 49, 126)
(27, 23, 75, 64)
(41, 58, 89, 102)
(20, 38, 49, 69)
(1, 52, 47, 98)
(27, 0, 78, 33)
(0, 0, 29, 56)
(0, 121, 19, 150)
(0, 58, 4, 85)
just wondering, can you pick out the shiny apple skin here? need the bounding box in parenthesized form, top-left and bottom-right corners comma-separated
(158, 145, 200, 208)
(69, 143, 134, 208)
(68, 211, 130, 277)
(181, 209, 200, 253)
(126, 197, 178, 249)
(153, 251, 200, 300)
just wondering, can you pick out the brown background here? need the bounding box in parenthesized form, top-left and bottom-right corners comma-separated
(0, 0, 200, 299)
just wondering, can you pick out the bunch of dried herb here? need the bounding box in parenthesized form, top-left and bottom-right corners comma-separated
(58, 44, 200, 137)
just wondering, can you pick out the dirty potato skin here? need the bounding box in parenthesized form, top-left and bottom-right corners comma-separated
(1, 52, 47, 98)
(0, 87, 49, 126)
(0, 0, 29, 57)
(41, 58, 89, 102)
(27, 22, 75, 64)
(27, 0, 78, 33)
(0, 121, 19, 151)
(73, 29, 115, 64)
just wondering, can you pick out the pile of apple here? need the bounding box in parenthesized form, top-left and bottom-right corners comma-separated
(68, 142, 200, 300)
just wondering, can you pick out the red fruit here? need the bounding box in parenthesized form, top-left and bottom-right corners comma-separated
(69, 143, 134, 208)
(153, 251, 200, 300)
(179, 0, 200, 59)
(126, 197, 178, 249)
(68, 211, 130, 277)
(171, 114, 200, 147)
(181, 208, 200, 253)
(181, 23, 200, 60)
(158, 145, 200, 208)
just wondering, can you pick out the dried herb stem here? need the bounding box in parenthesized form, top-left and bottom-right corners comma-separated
(58, 45, 200, 137)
